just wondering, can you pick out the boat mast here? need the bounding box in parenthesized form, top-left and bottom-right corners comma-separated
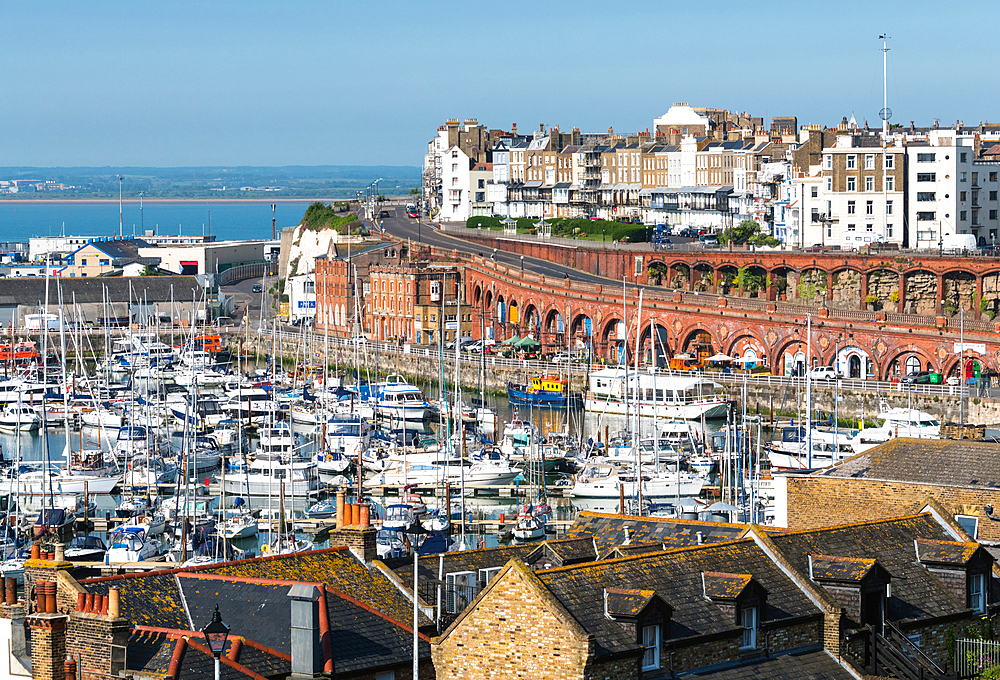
(880, 34, 891, 244)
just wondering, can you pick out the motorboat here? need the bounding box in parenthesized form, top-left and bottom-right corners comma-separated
(372, 376, 428, 422)
(65, 534, 107, 562)
(258, 421, 295, 457)
(498, 419, 538, 458)
(222, 453, 319, 497)
(512, 515, 546, 540)
(585, 368, 728, 420)
(223, 388, 274, 424)
(0, 549, 29, 583)
(570, 461, 705, 500)
(15, 466, 121, 495)
(219, 513, 258, 540)
(0, 376, 49, 405)
(265, 532, 314, 556)
(184, 437, 224, 472)
(113, 425, 170, 461)
(376, 528, 406, 559)
(206, 419, 246, 452)
(848, 399, 941, 454)
(323, 412, 370, 462)
(304, 499, 336, 520)
(104, 526, 162, 563)
(128, 455, 178, 486)
(0, 404, 41, 431)
(767, 426, 857, 470)
(382, 503, 421, 532)
(368, 458, 522, 487)
(81, 406, 125, 430)
(507, 375, 583, 409)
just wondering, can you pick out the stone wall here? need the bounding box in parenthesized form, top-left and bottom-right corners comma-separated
(432, 566, 595, 680)
(904, 271, 937, 315)
(785, 475, 1000, 542)
(868, 269, 899, 309)
(830, 270, 861, 310)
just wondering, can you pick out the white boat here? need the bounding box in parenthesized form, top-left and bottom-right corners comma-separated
(322, 412, 369, 462)
(104, 526, 162, 563)
(258, 422, 295, 457)
(128, 455, 178, 486)
(0, 404, 41, 431)
(15, 467, 121, 495)
(223, 388, 274, 424)
(570, 461, 704, 499)
(848, 399, 941, 454)
(206, 419, 246, 451)
(585, 367, 728, 420)
(368, 458, 522, 487)
(266, 533, 314, 555)
(498, 419, 538, 458)
(81, 406, 125, 430)
(113, 425, 170, 461)
(220, 513, 258, 540)
(0, 377, 49, 405)
(221, 453, 319, 497)
(64, 535, 107, 562)
(767, 426, 856, 470)
(373, 376, 428, 422)
(172, 367, 226, 387)
(512, 515, 546, 541)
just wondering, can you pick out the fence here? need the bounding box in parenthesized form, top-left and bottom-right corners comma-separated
(956, 637, 1000, 678)
(217, 261, 277, 286)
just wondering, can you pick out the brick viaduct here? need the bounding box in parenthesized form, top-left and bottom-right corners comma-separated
(458, 248, 1000, 381)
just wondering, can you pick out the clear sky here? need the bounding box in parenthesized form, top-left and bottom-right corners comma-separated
(0, 1, 991, 168)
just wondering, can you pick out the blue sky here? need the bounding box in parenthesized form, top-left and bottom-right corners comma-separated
(0, 1, 989, 167)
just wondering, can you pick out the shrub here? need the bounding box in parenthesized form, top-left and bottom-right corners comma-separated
(865, 294, 879, 305)
(889, 289, 900, 303)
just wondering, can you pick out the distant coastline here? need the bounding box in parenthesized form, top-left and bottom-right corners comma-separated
(0, 197, 357, 205)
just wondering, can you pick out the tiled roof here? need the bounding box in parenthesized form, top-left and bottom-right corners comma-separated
(605, 588, 656, 617)
(536, 539, 818, 656)
(767, 515, 969, 622)
(541, 537, 597, 564)
(810, 555, 876, 582)
(702, 572, 753, 599)
(915, 538, 981, 565)
(386, 542, 539, 584)
(682, 647, 858, 679)
(605, 542, 667, 559)
(564, 511, 747, 554)
(83, 572, 189, 629)
(0, 275, 201, 306)
(125, 631, 290, 680)
(820, 438, 1000, 488)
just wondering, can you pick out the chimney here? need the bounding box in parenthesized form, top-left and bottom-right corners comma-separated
(288, 584, 324, 679)
(28, 601, 68, 680)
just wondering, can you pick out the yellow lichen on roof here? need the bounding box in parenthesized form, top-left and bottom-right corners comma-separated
(702, 572, 753, 598)
(915, 538, 980, 565)
(810, 555, 876, 582)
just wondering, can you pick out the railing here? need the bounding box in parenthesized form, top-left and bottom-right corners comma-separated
(955, 637, 1000, 678)
(217, 261, 276, 286)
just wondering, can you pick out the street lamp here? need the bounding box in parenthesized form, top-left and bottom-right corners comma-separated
(520, 255, 524, 274)
(118, 176, 124, 237)
(139, 191, 144, 234)
(202, 605, 230, 680)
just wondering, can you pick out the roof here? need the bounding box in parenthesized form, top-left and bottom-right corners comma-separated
(809, 555, 877, 582)
(82, 546, 425, 627)
(605, 588, 658, 617)
(125, 630, 290, 680)
(819, 438, 1000, 488)
(767, 515, 973, 623)
(915, 538, 981, 566)
(0, 275, 202, 307)
(702, 572, 754, 599)
(565, 510, 748, 555)
(525, 537, 598, 567)
(681, 647, 858, 680)
(386, 542, 540, 585)
(536, 539, 819, 656)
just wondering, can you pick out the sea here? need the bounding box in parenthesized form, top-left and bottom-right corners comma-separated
(0, 200, 318, 245)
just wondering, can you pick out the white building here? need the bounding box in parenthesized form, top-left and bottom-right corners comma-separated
(287, 273, 316, 324)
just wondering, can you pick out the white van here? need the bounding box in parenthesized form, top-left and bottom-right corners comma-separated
(809, 366, 838, 381)
(941, 233, 977, 253)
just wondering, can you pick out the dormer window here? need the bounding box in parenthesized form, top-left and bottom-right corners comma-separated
(702, 572, 767, 652)
(642, 624, 660, 670)
(740, 606, 758, 649)
(603, 588, 671, 669)
(914, 538, 993, 615)
(971, 573, 987, 614)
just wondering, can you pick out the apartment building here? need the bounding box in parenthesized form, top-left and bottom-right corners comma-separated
(60, 238, 159, 278)
(423, 118, 491, 216)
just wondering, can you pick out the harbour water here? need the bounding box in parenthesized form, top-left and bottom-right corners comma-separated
(0, 200, 317, 244)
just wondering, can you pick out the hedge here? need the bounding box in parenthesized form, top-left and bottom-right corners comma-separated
(464, 216, 648, 242)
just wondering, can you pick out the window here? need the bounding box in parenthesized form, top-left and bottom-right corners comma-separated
(991, 172, 998, 182)
(865, 176, 875, 192)
(887, 200, 893, 215)
(824, 155, 832, 169)
(887, 224, 893, 237)
(917, 153, 936, 162)
(827, 223, 832, 238)
(991, 191, 998, 201)
(866, 201, 874, 215)
(961, 172, 968, 182)
(917, 192, 936, 202)
(961, 152, 968, 163)
(956, 514, 979, 538)
(741, 607, 758, 649)
(847, 201, 856, 215)
(642, 625, 660, 670)
(917, 212, 936, 221)
(99, 259, 109, 266)
(961, 191, 967, 201)
(886, 177, 895, 192)
(811, 209, 820, 223)
(847, 223, 856, 232)
(991, 210, 998, 220)
(847, 155, 857, 169)
(376, 671, 396, 680)
(971, 573, 987, 614)
(865, 155, 875, 169)
(811, 186, 818, 198)
(847, 177, 857, 191)
(826, 177, 833, 191)
(81, 258, 88, 265)
(961, 211, 968, 221)
(885, 155, 894, 169)
(917, 173, 936, 182)
(866, 223, 874, 232)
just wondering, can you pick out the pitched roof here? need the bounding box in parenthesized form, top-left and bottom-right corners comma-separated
(809, 555, 877, 582)
(819, 438, 1000, 488)
(605, 588, 658, 617)
(0, 275, 202, 306)
(385, 542, 539, 584)
(702, 572, 754, 599)
(536, 539, 819, 656)
(681, 647, 858, 679)
(766, 515, 970, 622)
(915, 538, 981, 566)
(525, 537, 598, 566)
(565, 510, 748, 554)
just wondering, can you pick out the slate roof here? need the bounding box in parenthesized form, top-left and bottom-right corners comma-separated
(605, 542, 668, 559)
(564, 511, 748, 555)
(820, 438, 1000, 488)
(915, 538, 981, 566)
(535, 539, 819, 657)
(605, 588, 656, 617)
(702, 572, 753, 599)
(125, 631, 290, 680)
(810, 555, 876, 582)
(82, 546, 423, 628)
(386, 542, 540, 584)
(682, 647, 858, 679)
(526, 537, 597, 566)
(0, 275, 202, 306)
(767, 515, 971, 622)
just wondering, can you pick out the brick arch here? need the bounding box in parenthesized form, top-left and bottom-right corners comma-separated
(599, 314, 627, 362)
(638, 320, 672, 362)
(772, 335, 809, 374)
(472, 284, 483, 306)
(941, 352, 991, 381)
(725, 329, 768, 363)
(883, 345, 936, 379)
(691, 262, 715, 291)
(521, 301, 541, 333)
(678, 324, 720, 355)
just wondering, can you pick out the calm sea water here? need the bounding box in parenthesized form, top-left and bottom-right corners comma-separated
(0, 201, 317, 245)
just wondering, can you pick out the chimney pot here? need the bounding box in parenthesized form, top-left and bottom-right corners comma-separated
(336, 490, 345, 530)
(108, 588, 120, 618)
(84, 593, 94, 613)
(64, 658, 77, 680)
(54, 543, 64, 563)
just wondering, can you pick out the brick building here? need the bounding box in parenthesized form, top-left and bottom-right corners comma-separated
(784, 437, 1000, 544)
(370, 263, 472, 345)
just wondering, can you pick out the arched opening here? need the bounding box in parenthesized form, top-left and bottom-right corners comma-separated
(739, 266, 768, 298)
(866, 268, 898, 311)
(601, 317, 627, 364)
(639, 322, 671, 367)
(472, 285, 482, 306)
(522, 303, 539, 335)
(829, 268, 861, 310)
(942, 270, 976, 315)
(902, 269, 936, 315)
(646, 261, 671, 286)
(717, 265, 738, 295)
(793, 268, 827, 304)
(770, 266, 794, 301)
(667, 262, 690, 289)
(904, 355, 921, 375)
(571, 314, 593, 353)
(848, 355, 861, 378)
(495, 295, 506, 325)
(692, 263, 713, 292)
(728, 333, 768, 369)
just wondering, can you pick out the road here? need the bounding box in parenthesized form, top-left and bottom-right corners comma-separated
(377, 206, 696, 286)
(223, 271, 279, 328)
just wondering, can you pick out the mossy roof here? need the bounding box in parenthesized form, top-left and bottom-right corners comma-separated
(809, 555, 877, 582)
(565, 510, 748, 554)
(915, 538, 982, 566)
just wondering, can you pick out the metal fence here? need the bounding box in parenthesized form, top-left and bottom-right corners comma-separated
(218, 261, 277, 286)
(955, 637, 1000, 678)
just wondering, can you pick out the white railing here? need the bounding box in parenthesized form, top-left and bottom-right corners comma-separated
(955, 637, 1000, 678)
(248, 328, 972, 398)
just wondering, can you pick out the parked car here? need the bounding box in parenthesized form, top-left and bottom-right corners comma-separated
(348, 336, 368, 346)
(901, 370, 931, 384)
(465, 340, 494, 353)
(213, 316, 236, 328)
(378, 210, 391, 218)
(699, 235, 719, 247)
(809, 366, 838, 381)
(252, 284, 263, 293)
(946, 375, 961, 385)
(551, 351, 588, 364)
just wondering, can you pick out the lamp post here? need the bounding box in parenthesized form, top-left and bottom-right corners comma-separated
(202, 605, 230, 680)
(118, 175, 124, 237)
(139, 191, 144, 234)
(520, 255, 524, 274)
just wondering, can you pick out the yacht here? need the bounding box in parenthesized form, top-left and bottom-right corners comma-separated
(15, 466, 121, 495)
(570, 461, 704, 499)
(219, 513, 259, 540)
(112, 425, 170, 462)
(222, 453, 319, 496)
(104, 526, 162, 563)
(0, 377, 49, 404)
(258, 421, 295, 457)
(64, 534, 107, 562)
(223, 388, 274, 424)
(585, 368, 727, 420)
(767, 426, 857, 470)
(0, 404, 41, 431)
(848, 399, 942, 454)
(128, 454, 178, 486)
(372, 376, 429, 422)
(368, 457, 522, 487)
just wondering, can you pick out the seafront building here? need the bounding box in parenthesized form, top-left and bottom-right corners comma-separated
(425, 106, 1000, 249)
